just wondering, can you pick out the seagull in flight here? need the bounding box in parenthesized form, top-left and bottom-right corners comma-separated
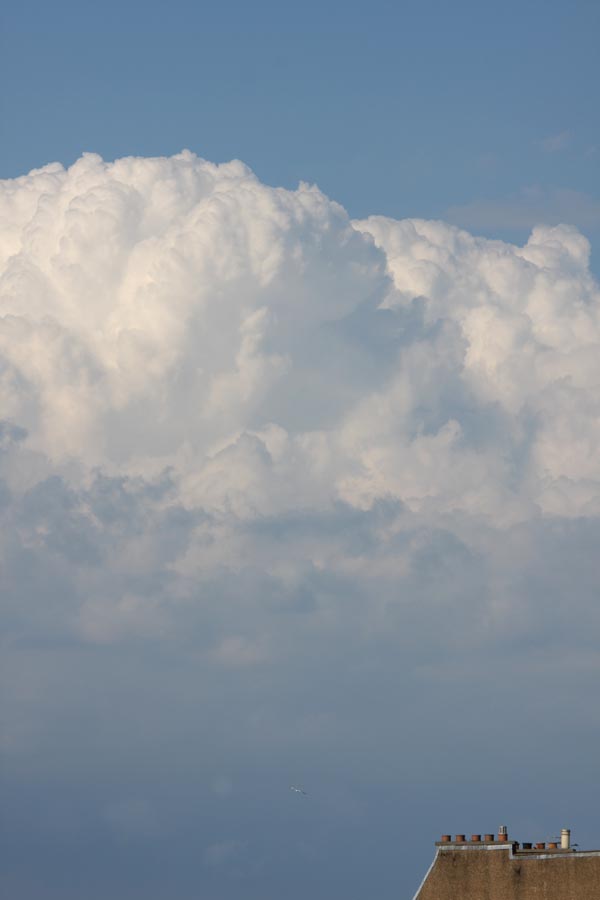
(290, 785, 308, 795)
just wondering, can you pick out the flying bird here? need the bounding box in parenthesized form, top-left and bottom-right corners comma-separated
(289, 785, 307, 795)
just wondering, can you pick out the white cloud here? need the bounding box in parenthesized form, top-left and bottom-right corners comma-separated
(350, 215, 600, 517)
(1, 153, 600, 817)
(1, 154, 599, 631)
(2, 155, 599, 533)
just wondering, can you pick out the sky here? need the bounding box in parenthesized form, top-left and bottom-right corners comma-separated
(2, 0, 600, 261)
(1, 2, 599, 899)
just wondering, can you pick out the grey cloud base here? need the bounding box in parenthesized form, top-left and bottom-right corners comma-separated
(1, 152, 599, 900)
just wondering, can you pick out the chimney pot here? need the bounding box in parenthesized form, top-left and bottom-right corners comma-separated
(455, 834, 466, 843)
(471, 834, 481, 842)
(535, 842, 545, 850)
(484, 833, 494, 842)
(561, 828, 571, 850)
(441, 834, 451, 842)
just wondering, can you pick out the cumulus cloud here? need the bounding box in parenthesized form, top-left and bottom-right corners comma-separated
(1, 150, 599, 644)
(2, 155, 600, 885)
(3, 154, 598, 505)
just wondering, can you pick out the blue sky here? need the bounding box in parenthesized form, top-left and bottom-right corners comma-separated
(1, 3, 600, 900)
(2, 0, 599, 257)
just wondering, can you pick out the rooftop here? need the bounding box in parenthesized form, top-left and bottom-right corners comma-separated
(413, 827, 600, 900)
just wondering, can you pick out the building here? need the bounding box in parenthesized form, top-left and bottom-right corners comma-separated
(413, 827, 600, 900)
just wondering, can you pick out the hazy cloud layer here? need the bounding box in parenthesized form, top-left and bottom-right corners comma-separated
(1, 153, 600, 898)
(540, 131, 571, 154)
(445, 185, 600, 234)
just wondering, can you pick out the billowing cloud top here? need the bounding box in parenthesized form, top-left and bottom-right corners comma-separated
(2, 152, 600, 637)
(2, 152, 598, 522)
(2, 155, 600, 897)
